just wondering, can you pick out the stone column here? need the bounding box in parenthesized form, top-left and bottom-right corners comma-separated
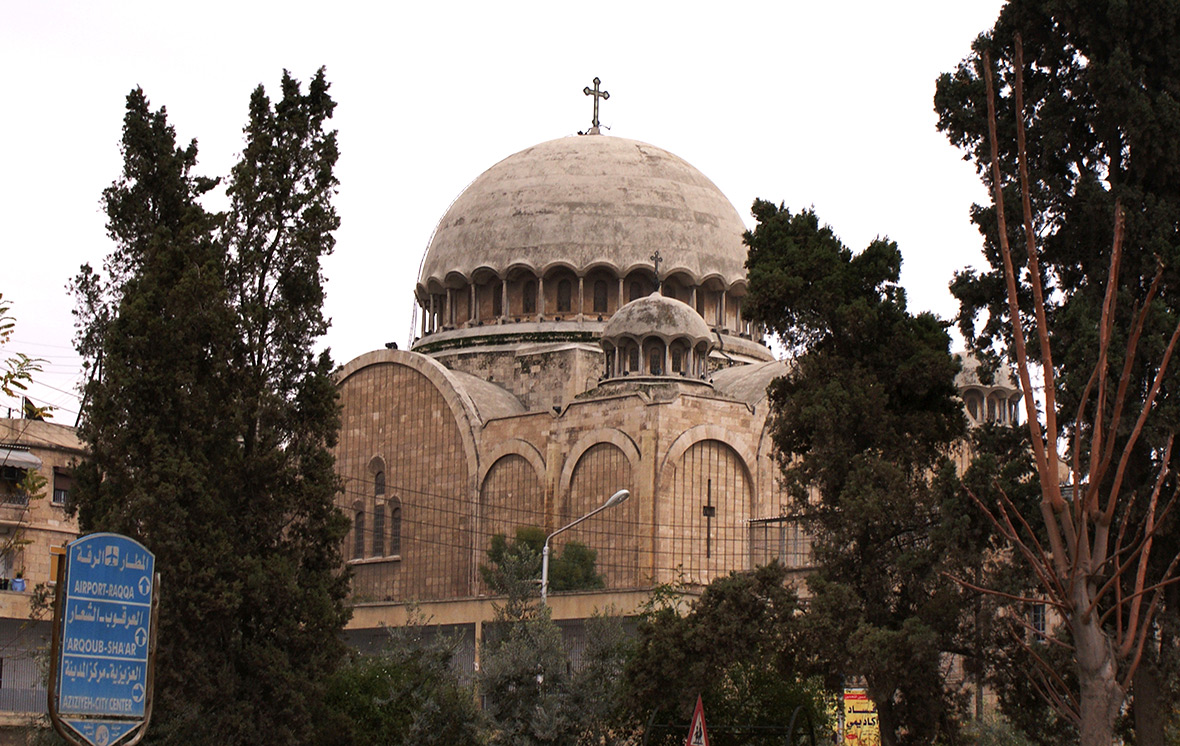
(501, 279, 509, 322)
(578, 276, 584, 321)
(538, 276, 545, 320)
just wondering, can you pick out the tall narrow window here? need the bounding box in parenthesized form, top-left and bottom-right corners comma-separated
(374, 470, 385, 497)
(352, 503, 365, 560)
(390, 498, 402, 555)
(593, 281, 607, 313)
(523, 280, 537, 314)
(53, 468, 73, 507)
(492, 281, 503, 316)
(628, 346, 640, 372)
(372, 504, 385, 556)
(672, 348, 682, 374)
(557, 279, 572, 312)
(1031, 604, 1046, 637)
(696, 290, 705, 318)
(629, 280, 644, 302)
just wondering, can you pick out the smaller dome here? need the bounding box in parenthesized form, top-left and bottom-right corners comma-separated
(955, 353, 1019, 392)
(602, 293, 714, 344)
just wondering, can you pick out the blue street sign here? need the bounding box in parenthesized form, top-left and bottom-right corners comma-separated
(54, 533, 156, 746)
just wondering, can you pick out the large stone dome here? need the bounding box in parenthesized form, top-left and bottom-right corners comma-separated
(418, 135, 749, 289)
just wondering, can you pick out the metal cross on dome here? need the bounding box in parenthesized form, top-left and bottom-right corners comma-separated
(583, 77, 609, 134)
(650, 250, 663, 291)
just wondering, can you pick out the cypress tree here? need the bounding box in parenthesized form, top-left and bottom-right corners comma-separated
(71, 71, 348, 744)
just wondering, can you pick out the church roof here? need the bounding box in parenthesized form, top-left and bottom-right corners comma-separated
(711, 359, 789, 407)
(418, 135, 749, 289)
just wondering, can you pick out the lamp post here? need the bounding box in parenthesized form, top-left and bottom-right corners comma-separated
(541, 488, 630, 605)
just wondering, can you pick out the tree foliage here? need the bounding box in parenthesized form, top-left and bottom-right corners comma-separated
(317, 624, 485, 746)
(70, 71, 348, 745)
(936, 4, 1180, 743)
(1, 293, 49, 418)
(625, 564, 825, 746)
(480, 525, 604, 595)
(743, 202, 970, 746)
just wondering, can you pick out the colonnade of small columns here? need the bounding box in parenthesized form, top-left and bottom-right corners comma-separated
(601, 338, 711, 380)
(962, 388, 1022, 425)
(417, 272, 763, 340)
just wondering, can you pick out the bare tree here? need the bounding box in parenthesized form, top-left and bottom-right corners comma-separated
(969, 36, 1180, 746)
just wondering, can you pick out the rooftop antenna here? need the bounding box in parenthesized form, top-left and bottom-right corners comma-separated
(583, 77, 609, 135)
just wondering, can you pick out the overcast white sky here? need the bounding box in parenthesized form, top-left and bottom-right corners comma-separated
(1, 1, 1005, 422)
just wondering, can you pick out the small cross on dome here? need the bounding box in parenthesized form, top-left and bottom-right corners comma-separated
(583, 77, 609, 135)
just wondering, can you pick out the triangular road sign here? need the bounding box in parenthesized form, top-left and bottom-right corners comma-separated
(685, 694, 710, 746)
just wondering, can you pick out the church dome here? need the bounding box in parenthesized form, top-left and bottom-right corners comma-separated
(418, 135, 749, 288)
(602, 293, 713, 344)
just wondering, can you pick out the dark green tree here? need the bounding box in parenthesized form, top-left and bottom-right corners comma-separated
(743, 202, 969, 746)
(71, 72, 348, 745)
(935, 4, 1180, 743)
(625, 564, 825, 746)
(317, 623, 486, 746)
(478, 565, 574, 746)
(480, 525, 604, 595)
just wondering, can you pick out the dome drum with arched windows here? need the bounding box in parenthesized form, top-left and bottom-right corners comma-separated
(955, 353, 1022, 426)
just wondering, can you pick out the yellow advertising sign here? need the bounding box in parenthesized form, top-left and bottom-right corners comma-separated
(843, 688, 880, 746)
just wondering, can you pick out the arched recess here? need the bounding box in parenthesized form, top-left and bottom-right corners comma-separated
(559, 428, 641, 495)
(479, 439, 546, 487)
(563, 443, 639, 589)
(659, 424, 756, 488)
(659, 430, 754, 586)
(479, 454, 546, 588)
(335, 349, 481, 601)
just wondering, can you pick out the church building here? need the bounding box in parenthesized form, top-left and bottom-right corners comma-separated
(332, 93, 1022, 654)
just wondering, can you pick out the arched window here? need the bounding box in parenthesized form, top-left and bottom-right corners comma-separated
(372, 503, 385, 556)
(523, 280, 537, 314)
(557, 279, 572, 312)
(593, 281, 607, 313)
(389, 498, 402, 555)
(492, 281, 503, 316)
(374, 470, 385, 496)
(629, 280, 645, 302)
(352, 503, 365, 560)
(649, 349, 662, 375)
(965, 393, 980, 421)
(671, 348, 683, 374)
(696, 290, 706, 318)
(628, 345, 640, 373)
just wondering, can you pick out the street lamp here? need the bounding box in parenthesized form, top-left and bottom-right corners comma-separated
(541, 488, 631, 604)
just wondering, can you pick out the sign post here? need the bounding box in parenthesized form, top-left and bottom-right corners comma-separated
(49, 533, 159, 746)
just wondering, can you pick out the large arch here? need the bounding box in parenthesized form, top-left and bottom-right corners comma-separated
(478, 453, 546, 593)
(563, 442, 639, 589)
(335, 350, 480, 601)
(479, 439, 546, 487)
(559, 428, 641, 496)
(659, 434, 754, 587)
